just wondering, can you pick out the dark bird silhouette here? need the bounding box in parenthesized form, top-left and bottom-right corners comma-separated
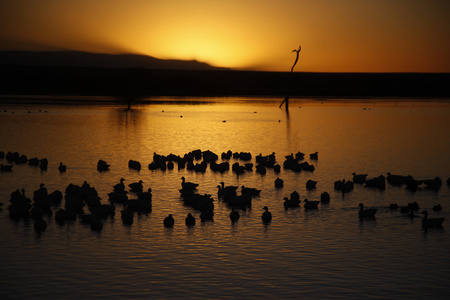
(229, 208, 240, 222)
(261, 206, 272, 223)
(358, 203, 377, 219)
(304, 199, 319, 210)
(129, 180, 144, 192)
(185, 213, 196, 226)
(164, 214, 175, 228)
(421, 210, 444, 228)
(181, 177, 199, 190)
(58, 162, 66, 173)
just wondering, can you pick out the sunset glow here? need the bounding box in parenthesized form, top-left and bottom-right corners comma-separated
(1, 0, 449, 72)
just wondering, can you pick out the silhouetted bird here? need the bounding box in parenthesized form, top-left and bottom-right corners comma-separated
(181, 176, 199, 190)
(275, 178, 284, 188)
(113, 178, 126, 193)
(304, 199, 319, 210)
(164, 214, 175, 228)
(185, 213, 196, 226)
(358, 203, 377, 219)
(261, 206, 272, 223)
(129, 180, 144, 192)
(229, 208, 240, 222)
(421, 210, 444, 228)
(58, 162, 66, 173)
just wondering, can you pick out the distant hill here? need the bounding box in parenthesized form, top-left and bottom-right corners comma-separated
(0, 51, 228, 70)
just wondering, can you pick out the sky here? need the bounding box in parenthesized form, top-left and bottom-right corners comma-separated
(1, 0, 449, 72)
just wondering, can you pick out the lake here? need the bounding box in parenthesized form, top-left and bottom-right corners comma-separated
(0, 97, 449, 299)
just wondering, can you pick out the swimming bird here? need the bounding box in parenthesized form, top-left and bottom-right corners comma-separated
(200, 210, 214, 222)
(0, 164, 13, 172)
(113, 178, 126, 193)
(274, 178, 284, 188)
(306, 179, 317, 189)
(241, 186, 261, 196)
(181, 177, 199, 190)
(185, 213, 196, 226)
(164, 214, 175, 228)
(320, 192, 330, 204)
(58, 162, 67, 173)
(261, 206, 272, 223)
(283, 197, 300, 208)
(129, 180, 144, 192)
(229, 208, 240, 222)
(433, 204, 442, 211)
(352, 172, 367, 184)
(358, 203, 377, 219)
(304, 199, 319, 210)
(421, 210, 444, 228)
(309, 151, 318, 160)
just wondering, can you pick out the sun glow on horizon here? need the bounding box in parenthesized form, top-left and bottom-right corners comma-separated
(1, 0, 449, 72)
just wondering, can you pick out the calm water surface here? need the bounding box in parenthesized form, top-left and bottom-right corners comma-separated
(1, 97, 449, 299)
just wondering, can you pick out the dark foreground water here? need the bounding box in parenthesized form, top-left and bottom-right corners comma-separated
(1, 97, 449, 299)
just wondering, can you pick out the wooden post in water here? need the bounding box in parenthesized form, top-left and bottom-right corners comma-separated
(280, 45, 301, 111)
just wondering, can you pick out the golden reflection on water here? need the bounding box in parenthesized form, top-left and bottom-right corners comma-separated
(0, 98, 449, 299)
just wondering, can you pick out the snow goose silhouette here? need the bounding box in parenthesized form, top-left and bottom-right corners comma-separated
(164, 214, 175, 228)
(261, 206, 272, 223)
(352, 172, 367, 184)
(304, 199, 319, 210)
(58, 162, 66, 173)
(113, 178, 126, 193)
(229, 208, 240, 222)
(181, 177, 199, 190)
(129, 180, 144, 192)
(421, 210, 444, 228)
(358, 203, 377, 219)
(185, 213, 196, 226)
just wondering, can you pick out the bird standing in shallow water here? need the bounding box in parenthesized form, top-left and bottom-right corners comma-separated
(261, 206, 272, 223)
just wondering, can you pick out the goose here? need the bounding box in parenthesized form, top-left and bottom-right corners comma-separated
(200, 210, 214, 222)
(121, 208, 134, 225)
(0, 164, 13, 172)
(352, 172, 367, 184)
(358, 203, 377, 219)
(306, 179, 317, 189)
(261, 206, 272, 223)
(241, 186, 261, 196)
(283, 197, 300, 208)
(185, 213, 196, 226)
(320, 192, 330, 203)
(421, 210, 444, 228)
(229, 208, 240, 222)
(113, 178, 126, 193)
(433, 204, 442, 211)
(304, 199, 319, 210)
(217, 182, 238, 198)
(309, 152, 318, 160)
(181, 177, 199, 190)
(34, 217, 47, 232)
(164, 214, 175, 228)
(275, 178, 284, 188)
(58, 162, 67, 172)
(129, 180, 144, 192)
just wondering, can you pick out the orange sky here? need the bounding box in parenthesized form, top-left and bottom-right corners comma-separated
(1, 0, 449, 72)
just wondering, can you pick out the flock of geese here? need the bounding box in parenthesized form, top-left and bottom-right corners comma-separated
(1, 149, 447, 233)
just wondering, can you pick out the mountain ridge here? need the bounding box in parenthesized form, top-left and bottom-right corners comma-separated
(0, 50, 229, 70)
